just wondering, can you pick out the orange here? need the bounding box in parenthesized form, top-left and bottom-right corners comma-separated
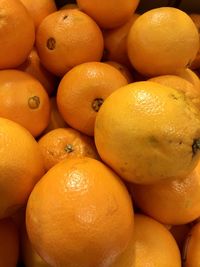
(57, 62, 127, 136)
(0, 70, 50, 137)
(127, 7, 199, 77)
(77, 0, 140, 29)
(0, 0, 35, 69)
(18, 47, 57, 96)
(170, 224, 191, 250)
(175, 68, 200, 91)
(190, 14, 200, 69)
(183, 222, 200, 267)
(38, 128, 99, 171)
(111, 214, 181, 267)
(21, 225, 50, 267)
(149, 75, 200, 109)
(20, 0, 57, 29)
(60, 4, 78, 10)
(105, 61, 134, 83)
(130, 161, 200, 225)
(0, 218, 19, 267)
(103, 14, 139, 67)
(0, 117, 45, 219)
(43, 97, 67, 134)
(36, 9, 104, 76)
(95, 81, 200, 184)
(26, 157, 134, 267)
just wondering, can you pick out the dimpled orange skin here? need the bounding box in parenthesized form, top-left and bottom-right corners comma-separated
(127, 7, 199, 77)
(94, 81, 200, 184)
(105, 61, 134, 83)
(0, 0, 35, 69)
(149, 75, 200, 109)
(20, 0, 57, 29)
(0, 70, 50, 137)
(130, 162, 200, 225)
(38, 127, 99, 171)
(0, 117, 45, 219)
(77, 0, 140, 29)
(18, 48, 56, 96)
(184, 222, 200, 267)
(103, 14, 139, 67)
(57, 62, 127, 136)
(26, 157, 134, 267)
(111, 214, 181, 267)
(190, 14, 200, 69)
(36, 9, 104, 77)
(0, 219, 19, 267)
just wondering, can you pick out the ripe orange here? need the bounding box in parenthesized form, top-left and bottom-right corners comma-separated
(43, 97, 67, 134)
(26, 157, 134, 267)
(18, 48, 56, 96)
(175, 68, 200, 91)
(111, 214, 181, 267)
(20, 0, 57, 29)
(38, 128, 99, 171)
(105, 61, 134, 83)
(103, 14, 139, 67)
(0, 218, 19, 267)
(130, 161, 200, 225)
(95, 81, 200, 184)
(77, 0, 140, 29)
(57, 62, 127, 136)
(36, 9, 104, 76)
(0, 0, 35, 69)
(0, 117, 45, 219)
(190, 14, 200, 69)
(127, 7, 199, 76)
(0, 70, 50, 137)
(183, 222, 200, 267)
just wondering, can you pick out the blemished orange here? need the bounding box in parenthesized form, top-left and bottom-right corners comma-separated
(127, 7, 199, 77)
(111, 214, 181, 267)
(21, 225, 51, 267)
(0, 219, 19, 267)
(170, 224, 191, 250)
(36, 9, 104, 76)
(190, 14, 200, 69)
(105, 61, 134, 83)
(183, 222, 200, 267)
(60, 3, 78, 10)
(103, 14, 139, 67)
(77, 0, 140, 29)
(38, 128, 99, 171)
(57, 62, 127, 136)
(18, 48, 56, 96)
(149, 75, 200, 109)
(130, 162, 200, 225)
(43, 97, 67, 134)
(95, 81, 200, 184)
(26, 157, 134, 267)
(0, 70, 50, 137)
(20, 0, 57, 29)
(175, 68, 200, 91)
(0, 118, 45, 219)
(0, 0, 35, 69)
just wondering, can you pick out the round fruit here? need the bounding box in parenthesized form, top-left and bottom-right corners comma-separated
(130, 161, 200, 224)
(190, 14, 200, 69)
(77, 0, 140, 29)
(0, 70, 50, 137)
(38, 128, 99, 171)
(36, 9, 104, 76)
(0, 0, 35, 69)
(175, 68, 200, 91)
(105, 61, 134, 83)
(127, 7, 199, 76)
(0, 218, 19, 267)
(0, 117, 45, 219)
(26, 157, 134, 267)
(57, 62, 127, 136)
(111, 214, 181, 267)
(95, 81, 200, 184)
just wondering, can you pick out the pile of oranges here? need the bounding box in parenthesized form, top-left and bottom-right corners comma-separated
(1, 0, 200, 267)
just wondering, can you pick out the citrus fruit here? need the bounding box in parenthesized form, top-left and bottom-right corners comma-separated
(26, 157, 134, 267)
(57, 62, 127, 136)
(190, 14, 200, 69)
(175, 68, 200, 91)
(95, 81, 200, 184)
(127, 7, 199, 76)
(105, 61, 134, 83)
